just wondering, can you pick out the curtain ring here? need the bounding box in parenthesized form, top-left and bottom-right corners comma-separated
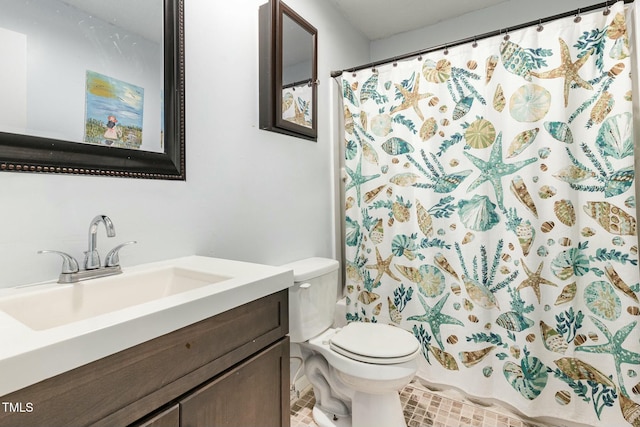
(603, 1, 611, 15)
(443, 45, 449, 55)
(417, 54, 423, 61)
(472, 37, 478, 48)
(537, 19, 544, 32)
(574, 8, 582, 23)
(392, 57, 398, 67)
(503, 29, 510, 41)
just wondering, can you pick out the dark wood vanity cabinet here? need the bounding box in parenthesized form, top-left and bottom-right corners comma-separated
(0, 289, 290, 427)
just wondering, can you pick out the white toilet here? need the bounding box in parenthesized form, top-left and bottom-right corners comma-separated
(284, 257, 420, 427)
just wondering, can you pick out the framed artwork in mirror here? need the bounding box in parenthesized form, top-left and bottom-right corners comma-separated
(0, 0, 185, 180)
(259, 0, 318, 141)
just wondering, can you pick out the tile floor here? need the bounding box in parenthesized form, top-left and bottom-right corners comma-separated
(290, 380, 548, 427)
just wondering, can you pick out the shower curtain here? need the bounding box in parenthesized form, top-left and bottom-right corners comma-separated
(341, 2, 640, 426)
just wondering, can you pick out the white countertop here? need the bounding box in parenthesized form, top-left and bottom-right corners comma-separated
(0, 256, 293, 397)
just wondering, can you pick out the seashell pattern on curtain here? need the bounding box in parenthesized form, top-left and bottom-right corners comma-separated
(341, 2, 640, 426)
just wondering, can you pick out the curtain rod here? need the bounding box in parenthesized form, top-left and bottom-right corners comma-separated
(330, 0, 633, 78)
(283, 78, 313, 89)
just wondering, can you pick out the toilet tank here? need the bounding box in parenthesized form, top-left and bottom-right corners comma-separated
(281, 257, 339, 343)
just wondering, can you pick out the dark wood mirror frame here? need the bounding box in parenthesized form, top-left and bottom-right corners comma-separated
(0, 0, 186, 180)
(259, 0, 318, 141)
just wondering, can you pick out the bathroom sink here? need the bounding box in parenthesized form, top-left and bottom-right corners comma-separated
(0, 266, 232, 331)
(0, 255, 293, 399)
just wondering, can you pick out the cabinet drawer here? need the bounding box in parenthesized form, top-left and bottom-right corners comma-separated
(0, 290, 288, 427)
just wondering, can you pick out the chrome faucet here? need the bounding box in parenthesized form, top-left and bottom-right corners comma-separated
(39, 214, 136, 283)
(85, 214, 116, 270)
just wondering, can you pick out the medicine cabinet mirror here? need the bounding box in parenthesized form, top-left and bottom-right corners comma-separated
(0, 0, 185, 179)
(259, 0, 318, 141)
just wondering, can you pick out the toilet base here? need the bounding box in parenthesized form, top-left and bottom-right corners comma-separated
(311, 390, 407, 427)
(351, 390, 406, 427)
(313, 406, 351, 427)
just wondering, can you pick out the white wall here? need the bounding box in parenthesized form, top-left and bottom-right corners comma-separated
(0, 0, 369, 288)
(371, 0, 609, 62)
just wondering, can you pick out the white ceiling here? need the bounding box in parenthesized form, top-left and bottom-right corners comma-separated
(326, 0, 510, 40)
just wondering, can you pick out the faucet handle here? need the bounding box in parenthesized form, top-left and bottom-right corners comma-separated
(38, 250, 80, 274)
(104, 241, 137, 267)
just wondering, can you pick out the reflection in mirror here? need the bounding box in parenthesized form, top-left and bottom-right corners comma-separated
(0, 0, 185, 179)
(259, 0, 317, 141)
(281, 13, 313, 129)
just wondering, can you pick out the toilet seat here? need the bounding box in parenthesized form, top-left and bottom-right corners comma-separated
(329, 322, 421, 365)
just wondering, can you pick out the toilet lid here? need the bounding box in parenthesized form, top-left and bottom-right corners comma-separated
(329, 322, 420, 364)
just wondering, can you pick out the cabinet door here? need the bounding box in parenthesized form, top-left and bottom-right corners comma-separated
(130, 404, 180, 427)
(180, 338, 289, 427)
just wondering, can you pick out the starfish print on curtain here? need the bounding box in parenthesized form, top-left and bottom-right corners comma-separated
(366, 247, 401, 285)
(390, 73, 433, 120)
(530, 38, 594, 107)
(517, 259, 558, 303)
(463, 132, 537, 209)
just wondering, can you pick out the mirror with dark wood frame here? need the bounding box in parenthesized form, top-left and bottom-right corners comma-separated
(259, 0, 318, 141)
(0, 0, 185, 180)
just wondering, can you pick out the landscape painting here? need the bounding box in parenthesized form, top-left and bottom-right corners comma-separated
(84, 70, 144, 149)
